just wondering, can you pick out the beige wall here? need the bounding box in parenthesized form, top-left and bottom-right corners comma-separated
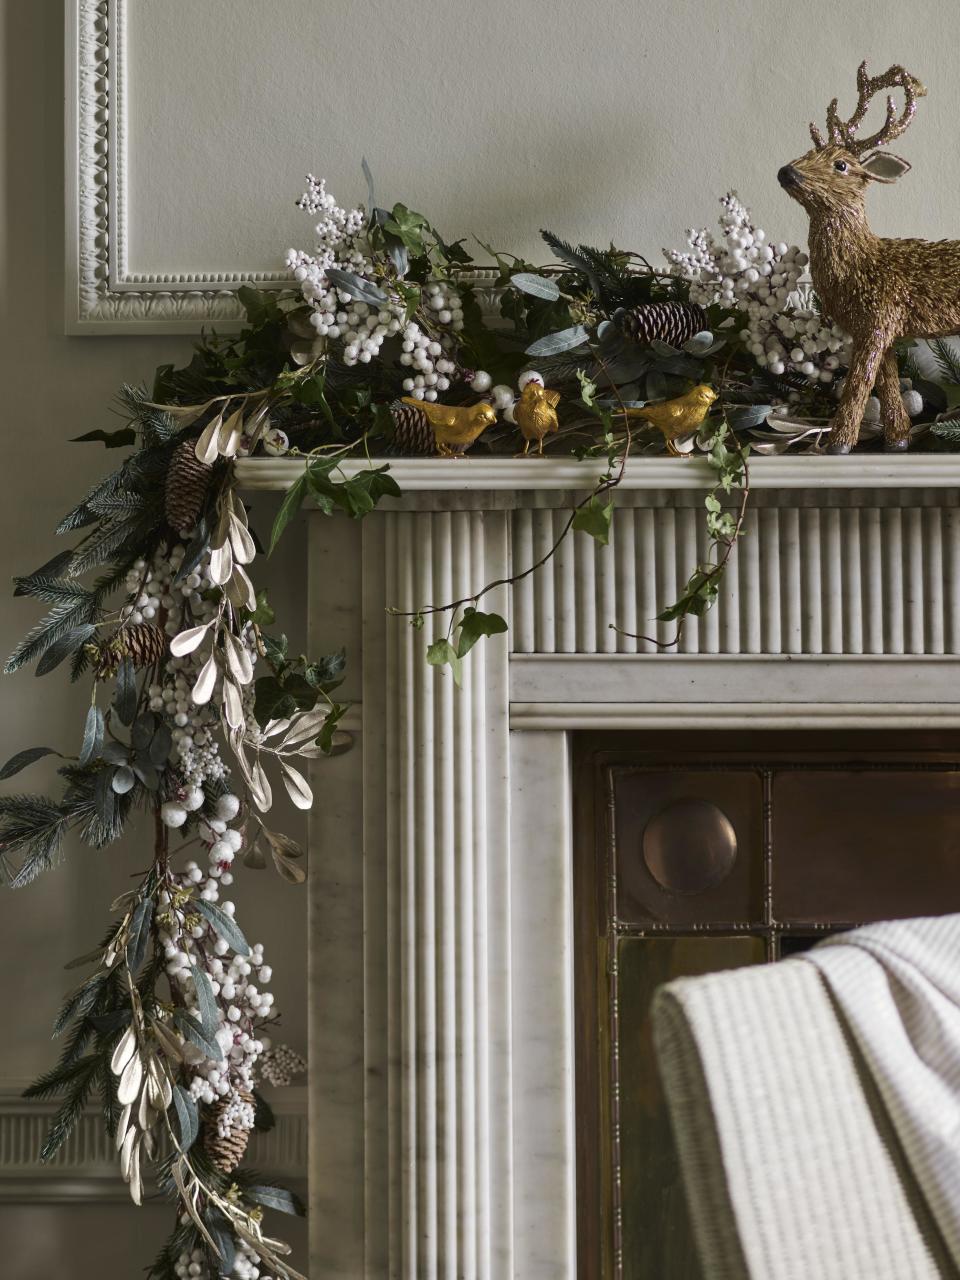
(4, 0, 960, 1275)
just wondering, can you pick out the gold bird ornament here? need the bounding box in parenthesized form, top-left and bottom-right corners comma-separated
(390, 397, 497, 457)
(513, 373, 561, 456)
(624, 384, 718, 456)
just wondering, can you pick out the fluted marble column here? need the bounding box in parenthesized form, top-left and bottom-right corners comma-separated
(362, 508, 513, 1279)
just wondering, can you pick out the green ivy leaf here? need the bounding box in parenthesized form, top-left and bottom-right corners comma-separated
(268, 469, 309, 555)
(248, 590, 275, 627)
(426, 638, 462, 686)
(456, 608, 508, 658)
(572, 496, 614, 546)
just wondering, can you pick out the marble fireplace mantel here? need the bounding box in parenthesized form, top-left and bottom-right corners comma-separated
(237, 455, 960, 1279)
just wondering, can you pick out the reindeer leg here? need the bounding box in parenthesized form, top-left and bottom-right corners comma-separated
(875, 348, 911, 452)
(827, 337, 888, 454)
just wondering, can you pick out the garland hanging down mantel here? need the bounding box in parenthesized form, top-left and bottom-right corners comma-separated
(6, 133, 960, 1278)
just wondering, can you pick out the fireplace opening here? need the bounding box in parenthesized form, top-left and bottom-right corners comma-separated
(572, 730, 960, 1280)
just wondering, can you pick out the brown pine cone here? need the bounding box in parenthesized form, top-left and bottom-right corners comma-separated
(203, 1089, 255, 1173)
(389, 399, 435, 455)
(614, 302, 708, 348)
(165, 440, 214, 533)
(94, 624, 167, 677)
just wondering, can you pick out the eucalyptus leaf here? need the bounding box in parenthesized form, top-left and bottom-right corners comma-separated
(35, 625, 97, 677)
(125, 898, 153, 974)
(114, 657, 137, 726)
(193, 898, 251, 956)
(79, 706, 104, 766)
(191, 964, 218, 1039)
(244, 1184, 305, 1217)
(325, 268, 388, 306)
(510, 272, 561, 301)
(111, 765, 136, 795)
(149, 722, 172, 766)
(173, 1009, 223, 1063)
(525, 325, 590, 357)
(682, 330, 717, 355)
(131, 713, 155, 752)
(0, 746, 60, 781)
(172, 1085, 199, 1152)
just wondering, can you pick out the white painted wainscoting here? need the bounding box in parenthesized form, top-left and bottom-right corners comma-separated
(237, 455, 960, 1280)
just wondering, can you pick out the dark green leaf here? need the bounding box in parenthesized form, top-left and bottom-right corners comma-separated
(100, 741, 129, 766)
(426, 638, 462, 687)
(69, 428, 137, 448)
(304, 650, 346, 690)
(114, 657, 137, 726)
(207, 1221, 235, 1273)
(35, 625, 97, 677)
(0, 747, 60, 781)
(317, 703, 347, 754)
(249, 590, 275, 627)
(79, 705, 104, 766)
(572, 496, 614, 546)
(193, 898, 251, 956)
(456, 609, 508, 658)
(126, 898, 154, 975)
(268, 470, 309, 555)
(172, 1085, 199, 1151)
(252, 1089, 276, 1133)
(131, 756, 160, 791)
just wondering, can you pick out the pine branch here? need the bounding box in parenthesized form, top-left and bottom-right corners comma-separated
(23, 1051, 102, 1101)
(4, 597, 99, 674)
(930, 338, 960, 385)
(932, 418, 960, 444)
(38, 1056, 101, 1161)
(0, 794, 73, 886)
(10, 576, 92, 606)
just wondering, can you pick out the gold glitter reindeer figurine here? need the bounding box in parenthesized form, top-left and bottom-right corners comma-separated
(779, 62, 960, 453)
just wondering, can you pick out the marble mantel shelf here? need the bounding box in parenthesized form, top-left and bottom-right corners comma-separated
(236, 453, 960, 492)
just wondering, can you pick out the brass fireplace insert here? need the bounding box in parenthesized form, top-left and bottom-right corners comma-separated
(573, 731, 960, 1280)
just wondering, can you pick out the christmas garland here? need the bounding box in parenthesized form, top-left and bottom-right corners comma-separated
(4, 171, 960, 1279)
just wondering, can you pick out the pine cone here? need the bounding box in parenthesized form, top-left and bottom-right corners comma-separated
(94, 624, 167, 677)
(389, 399, 435, 455)
(203, 1089, 255, 1174)
(614, 302, 708, 348)
(165, 440, 214, 533)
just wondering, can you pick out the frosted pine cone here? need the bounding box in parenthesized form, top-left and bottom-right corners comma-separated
(615, 302, 708, 348)
(165, 440, 214, 533)
(203, 1088, 255, 1173)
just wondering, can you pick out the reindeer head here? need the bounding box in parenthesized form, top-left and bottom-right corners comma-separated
(778, 63, 925, 216)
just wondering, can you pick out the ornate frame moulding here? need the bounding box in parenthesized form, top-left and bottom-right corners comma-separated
(234, 454, 960, 1280)
(66, 0, 503, 334)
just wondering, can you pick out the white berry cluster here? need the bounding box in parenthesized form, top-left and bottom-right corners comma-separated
(174, 1241, 276, 1280)
(286, 177, 408, 369)
(664, 191, 851, 384)
(158, 845, 274, 1137)
(258, 1043, 306, 1088)
(399, 283, 464, 401)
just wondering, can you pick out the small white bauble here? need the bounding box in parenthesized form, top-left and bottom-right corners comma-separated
(517, 370, 544, 391)
(262, 428, 290, 457)
(215, 794, 240, 821)
(469, 370, 493, 393)
(901, 388, 924, 417)
(182, 786, 204, 812)
(862, 396, 881, 423)
(490, 385, 515, 411)
(160, 801, 188, 829)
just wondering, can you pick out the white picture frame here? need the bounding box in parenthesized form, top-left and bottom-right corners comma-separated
(66, 0, 290, 334)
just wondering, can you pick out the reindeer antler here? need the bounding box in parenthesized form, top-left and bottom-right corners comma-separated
(809, 62, 927, 153)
